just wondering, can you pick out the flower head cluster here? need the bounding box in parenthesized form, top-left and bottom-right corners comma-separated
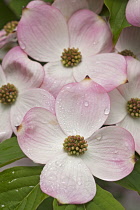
(0, 0, 139, 205)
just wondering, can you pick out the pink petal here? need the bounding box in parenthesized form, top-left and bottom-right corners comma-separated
(53, 0, 88, 20)
(0, 105, 12, 142)
(11, 88, 55, 134)
(126, 0, 140, 27)
(115, 26, 140, 59)
(68, 9, 112, 58)
(118, 115, 140, 154)
(17, 107, 66, 164)
(82, 126, 135, 181)
(40, 154, 96, 204)
(41, 62, 76, 97)
(56, 79, 110, 138)
(105, 88, 127, 125)
(0, 32, 17, 48)
(2, 46, 44, 92)
(88, 0, 104, 14)
(17, 4, 69, 62)
(83, 53, 127, 92)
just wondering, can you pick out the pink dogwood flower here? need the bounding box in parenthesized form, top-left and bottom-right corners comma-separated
(17, 2, 127, 97)
(115, 26, 140, 60)
(0, 21, 18, 49)
(126, 0, 140, 27)
(17, 79, 135, 204)
(0, 46, 55, 141)
(105, 57, 140, 154)
(53, 0, 104, 20)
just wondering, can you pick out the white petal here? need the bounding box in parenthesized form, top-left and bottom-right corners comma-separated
(40, 154, 96, 204)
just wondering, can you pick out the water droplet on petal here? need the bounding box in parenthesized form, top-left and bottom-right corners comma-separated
(95, 134, 102, 140)
(104, 108, 110, 115)
(114, 150, 118, 154)
(84, 101, 89, 107)
(19, 41, 26, 49)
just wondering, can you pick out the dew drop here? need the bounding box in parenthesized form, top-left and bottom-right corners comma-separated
(84, 101, 89, 107)
(114, 150, 118, 154)
(104, 108, 110, 115)
(19, 41, 26, 49)
(95, 134, 102, 140)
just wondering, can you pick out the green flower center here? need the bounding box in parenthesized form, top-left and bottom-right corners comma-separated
(0, 83, 18, 105)
(118, 49, 136, 58)
(61, 48, 82, 67)
(4, 21, 18, 35)
(63, 135, 88, 156)
(127, 98, 140, 118)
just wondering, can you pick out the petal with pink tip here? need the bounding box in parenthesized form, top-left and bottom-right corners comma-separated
(41, 62, 76, 97)
(105, 88, 127, 125)
(17, 107, 66, 164)
(118, 115, 140, 155)
(126, 0, 140, 27)
(17, 4, 69, 62)
(11, 88, 55, 134)
(40, 154, 96, 204)
(2, 46, 44, 92)
(0, 32, 17, 48)
(56, 80, 110, 138)
(115, 26, 140, 59)
(81, 126, 135, 181)
(84, 53, 127, 92)
(88, 0, 104, 14)
(0, 104, 12, 142)
(68, 9, 112, 58)
(53, 0, 88, 21)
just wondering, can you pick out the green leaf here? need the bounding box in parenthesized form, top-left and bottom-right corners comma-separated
(104, 0, 131, 44)
(9, 0, 54, 18)
(53, 184, 124, 210)
(115, 160, 140, 192)
(37, 197, 54, 210)
(0, 0, 17, 29)
(0, 137, 26, 168)
(0, 166, 48, 210)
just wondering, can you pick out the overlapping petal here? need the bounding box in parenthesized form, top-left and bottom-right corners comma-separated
(17, 107, 66, 164)
(40, 154, 96, 204)
(0, 104, 12, 141)
(0, 31, 17, 48)
(83, 53, 127, 92)
(126, 57, 140, 82)
(17, 4, 69, 62)
(105, 88, 127, 125)
(11, 88, 55, 133)
(88, 0, 104, 14)
(82, 126, 135, 181)
(41, 61, 76, 97)
(115, 26, 140, 59)
(2, 46, 44, 92)
(0, 65, 6, 86)
(56, 80, 110, 138)
(126, 0, 140, 27)
(68, 9, 112, 57)
(119, 115, 140, 154)
(53, 0, 88, 21)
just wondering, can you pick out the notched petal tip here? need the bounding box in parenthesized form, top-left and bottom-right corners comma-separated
(84, 75, 91, 80)
(16, 124, 22, 132)
(22, 7, 30, 14)
(131, 155, 137, 164)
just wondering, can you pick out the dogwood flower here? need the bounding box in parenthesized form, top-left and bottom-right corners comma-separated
(0, 46, 55, 141)
(17, 2, 127, 97)
(115, 26, 140, 60)
(53, 0, 104, 20)
(105, 57, 140, 154)
(17, 79, 135, 204)
(126, 0, 140, 27)
(0, 21, 18, 48)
